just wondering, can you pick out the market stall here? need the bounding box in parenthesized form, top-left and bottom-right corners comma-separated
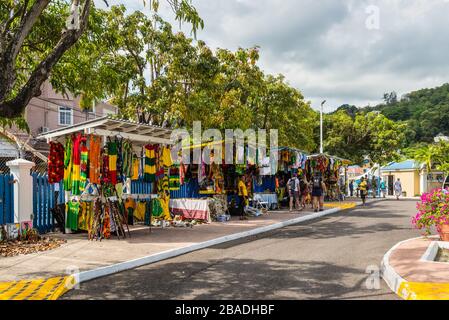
(38, 116, 182, 239)
(306, 153, 351, 201)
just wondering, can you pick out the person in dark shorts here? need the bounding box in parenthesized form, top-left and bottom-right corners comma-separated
(311, 172, 325, 212)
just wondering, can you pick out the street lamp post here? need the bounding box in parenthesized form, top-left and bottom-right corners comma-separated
(320, 100, 326, 154)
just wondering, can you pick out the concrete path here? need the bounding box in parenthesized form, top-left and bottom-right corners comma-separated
(64, 200, 421, 300)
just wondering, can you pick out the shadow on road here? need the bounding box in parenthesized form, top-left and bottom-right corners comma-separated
(64, 257, 388, 300)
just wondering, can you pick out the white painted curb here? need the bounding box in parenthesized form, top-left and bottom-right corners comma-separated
(75, 199, 383, 284)
(380, 236, 423, 299)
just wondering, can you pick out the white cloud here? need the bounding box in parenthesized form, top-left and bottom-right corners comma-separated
(95, 0, 449, 111)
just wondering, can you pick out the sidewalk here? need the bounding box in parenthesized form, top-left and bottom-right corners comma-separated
(0, 201, 359, 283)
(382, 236, 449, 300)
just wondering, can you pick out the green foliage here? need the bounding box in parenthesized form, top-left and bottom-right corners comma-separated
(321, 111, 406, 165)
(365, 83, 449, 145)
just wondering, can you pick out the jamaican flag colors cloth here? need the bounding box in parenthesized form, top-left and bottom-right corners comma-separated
(80, 137, 88, 192)
(71, 133, 82, 196)
(107, 140, 118, 185)
(144, 145, 157, 182)
(169, 167, 180, 190)
(63, 137, 73, 191)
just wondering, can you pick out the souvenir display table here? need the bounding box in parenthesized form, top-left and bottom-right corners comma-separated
(169, 198, 211, 223)
(253, 192, 278, 210)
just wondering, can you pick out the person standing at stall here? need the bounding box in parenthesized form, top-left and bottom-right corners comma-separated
(311, 172, 326, 212)
(349, 180, 354, 197)
(238, 175, 249, 220)
(358, 177, 368, 206)
(287, 173, 301, 212)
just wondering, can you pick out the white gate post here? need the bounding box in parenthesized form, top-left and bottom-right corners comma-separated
(6, 159, 35, 224)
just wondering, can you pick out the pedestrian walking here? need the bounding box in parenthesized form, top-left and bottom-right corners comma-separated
(358, 177, 368, 206)
(311, 172, 326, 212)
(287, 173, 301, 212)
(371, 176, 378, 198)
(380, 178, 387, 198)
(394, 178, 402, 200)
(300, 177, 309, 209)
(349, 180, 354, 197)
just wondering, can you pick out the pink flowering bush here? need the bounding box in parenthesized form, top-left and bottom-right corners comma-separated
(413, 188, 449, 235)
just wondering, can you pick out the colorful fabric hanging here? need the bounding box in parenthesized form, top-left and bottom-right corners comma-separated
(134, 201, 146, 221)
(66, 200, 80, 231)
(144, 145, 156, 182)
(169, 167, 180, 191)
(80, 136, 88, 192)
(108, 139, 118, 185)
(161, 147, 173, 167)
(101, 150, 110, 184)
(63, 137, 73, 191)
(158, 194, 171, 221)
(131, 155, 139, 180)
(103, 206, 111, 239)
(71, 133, 82, 196)
(48, 141, 64, 184)
(156, 146, 164, 180)
(78, 201, 93, 231)
(124, 198, 136, 225)
(151, 198, 163, 217)
(122, 140, 133, 179)
(179, 163, 187, 185)
(89, 135, 101, 184)
(116, 138, 124, 183)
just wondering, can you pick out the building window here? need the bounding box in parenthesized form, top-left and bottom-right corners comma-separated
(59, 106, 73, 126)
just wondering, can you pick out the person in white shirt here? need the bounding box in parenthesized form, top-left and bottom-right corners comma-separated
(394, 178, 402, 200)
(287, 173, 301, 212)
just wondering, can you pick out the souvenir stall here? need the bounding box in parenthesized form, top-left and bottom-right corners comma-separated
(261, 147, 309, 208)
(173, 140, 269, 220)
(39, 116, 177, 239)
(306, 154, 351, 201)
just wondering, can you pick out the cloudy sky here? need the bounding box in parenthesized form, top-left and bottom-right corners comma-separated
(96, 0, 449, 111)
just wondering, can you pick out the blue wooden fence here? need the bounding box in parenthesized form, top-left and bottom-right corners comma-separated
(130, 177, 202, 199)
(0, 174, 14, 225)
(32, 173, 63, 233)
(253, 176, 276, 193)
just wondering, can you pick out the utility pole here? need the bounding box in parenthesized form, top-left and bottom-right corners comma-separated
(320, 100, 326, 154)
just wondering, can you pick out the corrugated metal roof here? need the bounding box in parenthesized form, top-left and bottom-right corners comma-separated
(36, 116, 174, 145)
(381, 160, 421, 171)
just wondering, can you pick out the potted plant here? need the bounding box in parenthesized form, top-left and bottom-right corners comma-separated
(413, 188, 449, 241)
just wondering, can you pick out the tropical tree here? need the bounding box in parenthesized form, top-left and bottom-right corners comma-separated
(0, 0, 202, 120)
(321, 111, 406, 164)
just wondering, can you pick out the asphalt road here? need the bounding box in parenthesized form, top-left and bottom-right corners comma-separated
(64, 200, 420, 300)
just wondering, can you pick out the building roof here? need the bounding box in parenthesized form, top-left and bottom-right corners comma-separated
(381, 160, 421, 171)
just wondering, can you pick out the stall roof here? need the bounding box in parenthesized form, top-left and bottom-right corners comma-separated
(308, 153, 351, 165)
(37, 116, 174, 145)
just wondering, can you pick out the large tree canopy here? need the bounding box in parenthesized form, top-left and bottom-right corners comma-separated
(0, 0, 202, 119)
(320, 110, 406, 165)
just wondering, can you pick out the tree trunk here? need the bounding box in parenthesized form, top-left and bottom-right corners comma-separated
(0, 0, 91, 119)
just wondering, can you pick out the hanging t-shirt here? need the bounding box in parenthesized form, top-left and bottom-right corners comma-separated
(66, 201, 80, 231)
